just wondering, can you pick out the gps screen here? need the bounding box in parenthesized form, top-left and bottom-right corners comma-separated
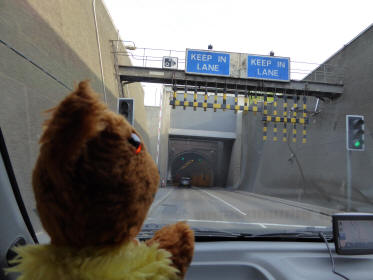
(338, 220, 373, 250)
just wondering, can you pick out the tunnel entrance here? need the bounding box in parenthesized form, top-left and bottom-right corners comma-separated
(171, 152, 214, 187)
(168, 137, 234, 188)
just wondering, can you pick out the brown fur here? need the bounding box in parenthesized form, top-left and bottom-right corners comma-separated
(33, 81, 160, 247)
(32, 81, 194, 276)
(147, 222, 195, 278)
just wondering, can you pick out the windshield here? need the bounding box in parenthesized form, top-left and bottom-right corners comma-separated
(1, 0, 373, 242)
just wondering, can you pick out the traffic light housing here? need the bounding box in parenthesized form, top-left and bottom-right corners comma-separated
(346, 115, 365, 151)
(118, 98, 134, 126)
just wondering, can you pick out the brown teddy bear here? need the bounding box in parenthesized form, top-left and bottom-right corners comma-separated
(7, 81, 194, 280)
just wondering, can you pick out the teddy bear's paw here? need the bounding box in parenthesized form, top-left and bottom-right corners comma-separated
(146, 221, 194, 278)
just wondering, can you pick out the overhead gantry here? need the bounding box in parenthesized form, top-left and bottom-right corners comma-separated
(118, 66, 343, 99)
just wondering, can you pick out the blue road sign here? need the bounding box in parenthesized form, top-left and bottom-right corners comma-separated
(186, 49, 230, 76)
(247, 55, 290, 81)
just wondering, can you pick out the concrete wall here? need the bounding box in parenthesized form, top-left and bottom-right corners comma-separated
(171, 105, 237, 132)
(145, 106, 160, 160)
(0, 0, 148, 232)
(238, 25, 373, 211)
(226, 111, 242, 187)
(158, 90, 172, 183)
(145, 88, 172, 184)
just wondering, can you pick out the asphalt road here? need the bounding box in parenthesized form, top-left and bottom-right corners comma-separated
(145, 187, 335, 232)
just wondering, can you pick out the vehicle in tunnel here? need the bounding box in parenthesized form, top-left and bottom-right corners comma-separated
(179, 176, 191, 187)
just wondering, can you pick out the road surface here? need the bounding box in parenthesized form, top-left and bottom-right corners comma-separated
(145, 187, 335, 232)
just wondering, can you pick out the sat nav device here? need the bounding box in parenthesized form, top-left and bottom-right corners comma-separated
(333, 213, 373, 255)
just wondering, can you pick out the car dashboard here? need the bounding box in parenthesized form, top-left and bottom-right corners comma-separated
(186, 241, 373, 280)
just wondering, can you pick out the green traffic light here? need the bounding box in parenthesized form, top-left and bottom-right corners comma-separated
(181, 157, 184, 161)
(354, 141, 361, 147)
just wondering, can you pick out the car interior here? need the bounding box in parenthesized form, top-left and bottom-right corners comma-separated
(2, 126, 373, 280)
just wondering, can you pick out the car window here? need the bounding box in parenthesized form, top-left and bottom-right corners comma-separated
(1, 0, 372, 243)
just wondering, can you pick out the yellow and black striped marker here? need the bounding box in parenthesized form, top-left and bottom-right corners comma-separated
(302, 96, 307, 118)
(234, 92, 238, 114)
(282, 95, 287, 142)
(283, 123, 287, 142)
(223, 92, 227, 111)
(263, 121, 268, 141)
(203, 88, 208, 112)
(273, 95, 278, 116)
(263, 94, 268, 115)
(193, 90, 197, 111)
(253, 95, 258, 115)
(302, 96, 307, 143)
(273, 123, 278, 142)
(261, 116, 309, 124)
(183, 88, 187, 110)
(244, 94, 249, 114)
(170, 100, 262, 112)
(214, 91, 218, 112)
(292, 124, 297, 143)
(292, 95, 298, 117)
(283, 95, 288, 117)
(172, 91, 177, 109)
(272, 94, 278, 141)
(302, 125, 307, 144)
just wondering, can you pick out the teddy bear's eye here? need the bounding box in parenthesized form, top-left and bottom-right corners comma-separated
(129, 133, 142, 154)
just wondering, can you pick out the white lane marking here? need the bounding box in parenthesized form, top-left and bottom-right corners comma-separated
(199, 189, 247, 216)
(148, 188, 174, 216)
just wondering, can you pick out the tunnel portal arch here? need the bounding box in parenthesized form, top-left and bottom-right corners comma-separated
(168, 137, 233, 188)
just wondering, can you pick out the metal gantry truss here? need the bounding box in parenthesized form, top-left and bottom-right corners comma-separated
(118, 66, 343, 99)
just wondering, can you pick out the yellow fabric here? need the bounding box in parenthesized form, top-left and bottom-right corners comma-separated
(5, 242, 179, 280)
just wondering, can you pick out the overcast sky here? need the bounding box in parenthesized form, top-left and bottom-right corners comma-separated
(103, 0, 372, 104)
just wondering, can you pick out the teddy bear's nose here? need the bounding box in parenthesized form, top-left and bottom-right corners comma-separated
(129, 133, 142, 154)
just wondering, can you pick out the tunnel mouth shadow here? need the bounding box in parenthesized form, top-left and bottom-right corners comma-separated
(171, 152, 214, 187)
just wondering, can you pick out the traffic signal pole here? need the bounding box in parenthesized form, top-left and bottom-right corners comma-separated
(345, 115, 365, 211)
(346, 149, 352, 211)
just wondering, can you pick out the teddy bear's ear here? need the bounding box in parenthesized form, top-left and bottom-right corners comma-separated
(39, 81, 107, 164)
